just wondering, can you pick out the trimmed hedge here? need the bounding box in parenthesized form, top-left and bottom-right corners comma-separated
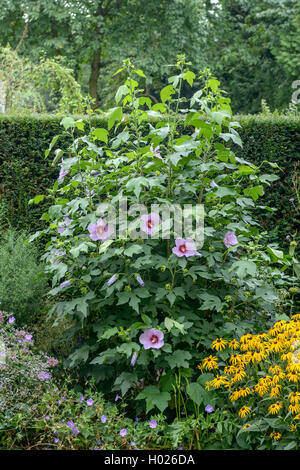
(0, 113, 299, 244)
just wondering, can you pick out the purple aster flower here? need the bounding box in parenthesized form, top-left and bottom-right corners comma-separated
(107, 274, 118, 287)
(86, 398, 94, 407)
(67, 420, 75, 429)
(25, 334, 33, 342)
(88, 218, 114, 242)
(172, 238, 202, 258)
(178, 446, 184, 450)
(205, 404, 214, 414)
(8, 316, 15, 324)
(224, 231, 238, 248)
(141, 212, 161, 235)
(45, 415, 50, 420)
(54, 438, 60, 444)
(286, 235, 291, 239)
(80, 394, 85, 403)
(100, 415, 107, 424)
(139, 329, 164, 350)
(72, 427, 79, 434)
(130, 352, 138, 367)
(136, 275, 145, 287)
(130, 441, 136, 447)
(57, 217, 72, 235)
(119, 428, 127, 437)
(149, 420, 158, 429)
(150, 144, 163, 160)
(60, 280, 71, 289)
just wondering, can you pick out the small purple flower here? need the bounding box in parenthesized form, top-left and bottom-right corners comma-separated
(150, 144, 163, 160)
(58, 161, 70, 182)
(224, 231, 238, 248)
(115, 394, 120, 402)
(54, 438, 60, 444)
(45, 415, 50, 420)
(178, 446, 184, 450)
(149, 420, 158, 429)
(136, 275, 145, 287)
(8, 316, 15, 324)
(289, 198, 295, 202)
(58, 217, 72, 235)
(135, 417, 139, 422)
(100, 415, 107, 424)
(172, 238, 202, 258)
(210, 180, 219, 188)
(119, 428, 127, 437)
(141, 212, 161, 235)
(91, 170, 101, 176)
(286, 235, 291, 239)
(88, 218, 114, 242)
(37, 372, 51, 381)
(25, 334, 33, 342)
(205, 404, 214, 414)
(130, 352, 138, 367)
(130, 441, 136, 447)
(80, 394, 85, 403)
(72, 427, 79, 435)
(60, 280, 71, 289)
(67, 420, 75, 429)
(139, 329, 164, 350)
(86, 398, 94, 407)
(107, 274, 118, 287)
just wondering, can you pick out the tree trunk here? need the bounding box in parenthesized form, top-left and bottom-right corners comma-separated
(89, 48, 101, 109)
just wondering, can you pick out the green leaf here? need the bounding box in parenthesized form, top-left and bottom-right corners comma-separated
(166, 350, 192, 369)
(115, 85, 130, 104)
(107, 107, 123, 130)
(183, 71, 196, 86)
(102, 327, 118, 340)
(160, 85, 176, 103)
(136, 386, 171, 413)
(244, 185, 264, 201)
(113, 372, 138, 396)
(61, 116, 75, 130)
(92, 128, 108, 143)
(230, 260, 257, 279)
(187, 382, 204, 405)
(28, 195, 45, 205)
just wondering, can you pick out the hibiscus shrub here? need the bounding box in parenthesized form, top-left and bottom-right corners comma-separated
(29, 57, 297, 413)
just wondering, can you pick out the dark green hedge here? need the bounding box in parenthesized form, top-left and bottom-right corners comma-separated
(0, 113, 299, 244)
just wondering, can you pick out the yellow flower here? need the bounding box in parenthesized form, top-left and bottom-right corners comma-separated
(269, 385, 281, 398)
(270, 432, 281, 440)
(230, 369, 247, 384)
(287, 372, 299, 383)
(268, 402, 283, 415)
(201, 355, 219, 371)
(289, 392, 300, 404)
(211, 338, 227, 351)
(228, 339, 240, 350)
(288, 403, 300, 415)
(238, 406, 251, 418)
(290, 424, 297, 432)
(207, 375, 230, 389)
(242, 423, 251, 431)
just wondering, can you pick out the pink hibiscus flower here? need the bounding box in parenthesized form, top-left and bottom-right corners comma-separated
(172, 238, 202, 258)
(88, 219, 114, 242)
(139, 329, 164, 350)
(141, 213, 161, 235)
(224, 231, 238, 248)
(150, 144, 163, 160)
